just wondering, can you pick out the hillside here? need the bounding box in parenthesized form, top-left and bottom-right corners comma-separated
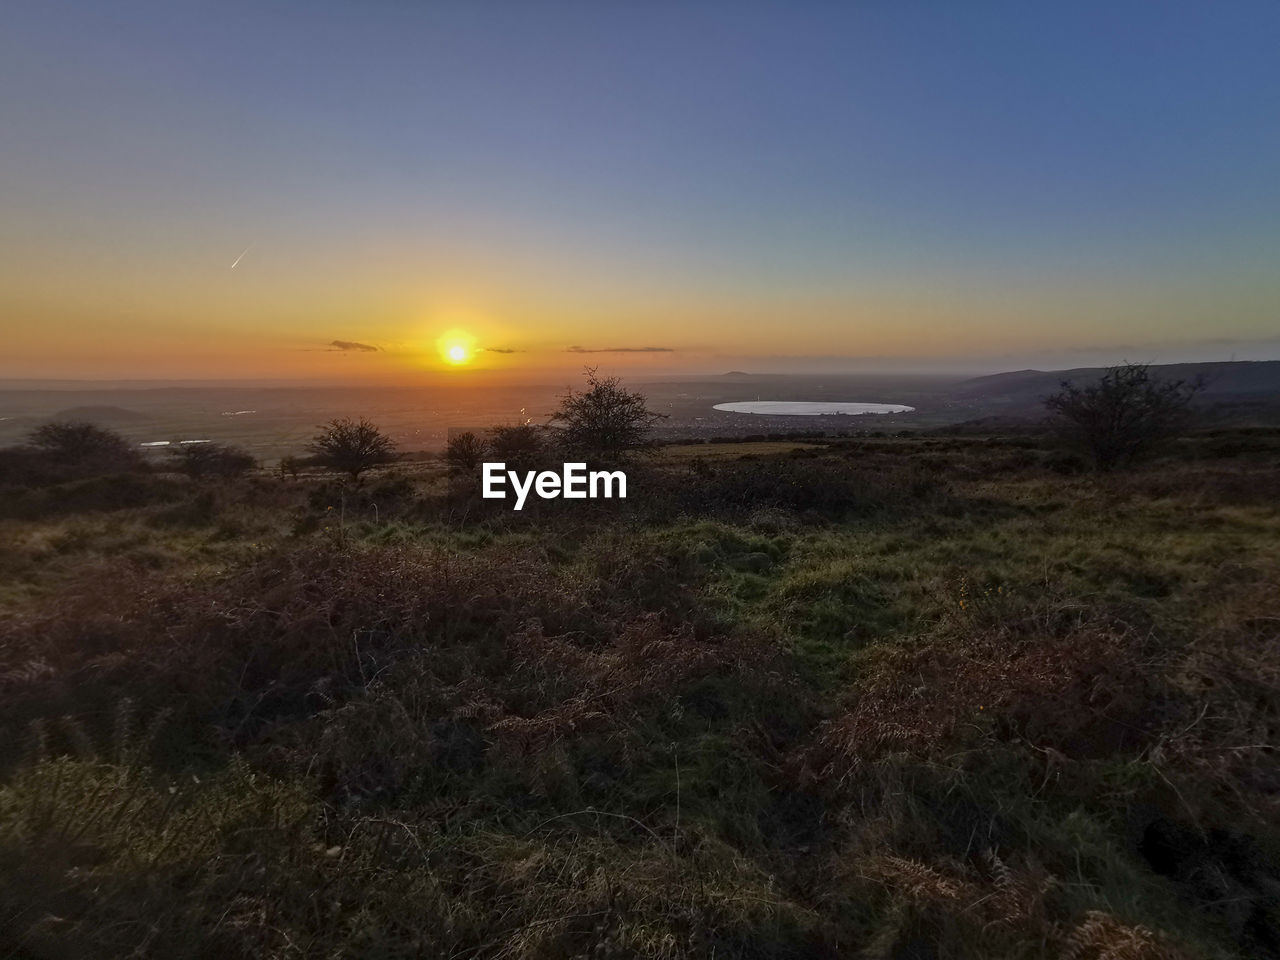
(955, 360, 1280, 407)
(52, 405, 150, 423)
(1, 432, 1279, 957)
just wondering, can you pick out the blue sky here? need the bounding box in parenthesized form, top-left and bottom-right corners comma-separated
(2, 1, 1278, 378)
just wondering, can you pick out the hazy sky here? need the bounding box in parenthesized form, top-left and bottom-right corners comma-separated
(2, 1, 1278, 380)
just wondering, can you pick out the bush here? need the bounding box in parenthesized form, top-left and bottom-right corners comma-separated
(0, 446, 65, 486)
(168, 442, 256, 480)
(26, 421, 142, 469)
(675, 457, 940, 517)
(550, 368, 665, 461)
(2, 422, 144, 484)
(1044, 363, 1201, 471)
(278, 455, 302, 479)
(306, 417, 396, 480)
(487, 424, 546, 472)
(1042, 450, 1088, 475)
(0, 473, 187, 519)
(445, 431, 487, 471)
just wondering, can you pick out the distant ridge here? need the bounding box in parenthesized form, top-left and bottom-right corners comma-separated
(955, 360, 1280, 405)
(52, 405, 150, 423)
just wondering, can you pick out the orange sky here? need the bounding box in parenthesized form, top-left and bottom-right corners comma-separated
(4, 255, 1277, 381)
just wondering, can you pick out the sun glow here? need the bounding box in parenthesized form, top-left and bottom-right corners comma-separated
(437, 329, 476, 366)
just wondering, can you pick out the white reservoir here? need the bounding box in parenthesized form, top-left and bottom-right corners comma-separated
(713, 401, 914, 416)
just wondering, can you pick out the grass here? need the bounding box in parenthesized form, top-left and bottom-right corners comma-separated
(1, 431, 1278, 957)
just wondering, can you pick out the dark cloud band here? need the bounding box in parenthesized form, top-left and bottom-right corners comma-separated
(566, 345, 674, 354)
(330, 340, 378, 353)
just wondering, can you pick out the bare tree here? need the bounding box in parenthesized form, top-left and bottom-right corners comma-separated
(1044, 363, 1201, 471)
(445, 431, 487, 471)
(549, 368, 666, 461)
(307, 417, 396, 480)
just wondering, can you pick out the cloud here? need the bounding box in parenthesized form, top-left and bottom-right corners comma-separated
(329, 340, 378, 353)
(566, 345, 675, 354)
(483, 347, 523, 354)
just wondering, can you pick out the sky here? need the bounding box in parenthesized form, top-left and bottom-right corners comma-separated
(2, 0, 1278, 381)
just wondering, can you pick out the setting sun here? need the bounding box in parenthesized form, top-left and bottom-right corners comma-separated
(437, 329, 476, 366)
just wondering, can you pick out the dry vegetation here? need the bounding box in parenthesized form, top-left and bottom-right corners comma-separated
(1, 429, 1279, 957)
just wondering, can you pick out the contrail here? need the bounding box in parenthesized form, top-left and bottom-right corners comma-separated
(230, 243, 252, 269)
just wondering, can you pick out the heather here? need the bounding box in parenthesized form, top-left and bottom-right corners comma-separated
(1, 430, 1279, 958)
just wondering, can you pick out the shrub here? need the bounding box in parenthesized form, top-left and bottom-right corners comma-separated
(550, 368, 665, 461)
(26, 421, 140, 467)
(278, 455, 302, 479)
(1044, 363, 1201, 471)
(9, 422, 144, 483)
(675, 457, 940, 517)
(1041, 450, 1088, 475)
(168, 442, 256, 480)
(306, 417, 396, 480)
(445, 430, 487, 471)
(487, 423, 546, 471)
(798, 620, 1165, 784)
(0, 473, 185, 520)
(0, 446, 64, 486)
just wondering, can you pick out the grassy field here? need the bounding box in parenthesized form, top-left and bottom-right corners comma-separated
(2, 432, 1279, 958)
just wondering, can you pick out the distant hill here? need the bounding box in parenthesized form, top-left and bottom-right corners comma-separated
(954, 361, 1280, 407)
(52, 405, 150, 423)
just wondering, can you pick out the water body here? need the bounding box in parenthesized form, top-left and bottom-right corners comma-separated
(713, 401, 915, 416)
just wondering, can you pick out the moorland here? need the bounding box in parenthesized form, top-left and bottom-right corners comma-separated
(1, 410, 1279, 958)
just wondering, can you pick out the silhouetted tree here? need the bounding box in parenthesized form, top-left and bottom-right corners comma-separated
(307, 417, 396, 480)
(445, 431, 487, 471)
(25, 421, 142, 473)
(278, 455, 302, 480)
(550, 368, 666, 460)
(487, 424, 545, 472)
(170, 442, 256, 480)
(1044, 363, 1201, 471)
